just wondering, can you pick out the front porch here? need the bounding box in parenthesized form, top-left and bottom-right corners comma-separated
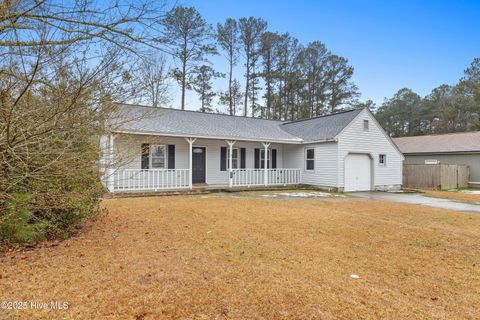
(103, 134, 303, 193)
(110, 168, 302, 192)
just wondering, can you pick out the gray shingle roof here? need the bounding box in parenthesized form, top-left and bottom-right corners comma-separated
(393, 131, 480, 154)
(110, 104, 361, 143)
(281, 109, 363, 142)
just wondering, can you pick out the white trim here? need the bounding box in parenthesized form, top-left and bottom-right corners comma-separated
(226, 147, 239, 169)
(149, 144, 167, 169)
(226, 140, 236, 187)
(344, 152, 374, 192)
(301, 138, 338, 144)
(333, 108, 405, 160)
(363, 119, 369, 131)
(378, 154, 387, 166)
(260, 147, 271, 169)
(192, 145, 207, 184)
(261, 142, 271, 186)
(184, 137, 197, 189)
(107, 134, 115, 192)
(305, 147, 315, 171)
(112, 130, 302, 144)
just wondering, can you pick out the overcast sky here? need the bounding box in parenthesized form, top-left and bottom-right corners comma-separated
(166, 0, 480, 111)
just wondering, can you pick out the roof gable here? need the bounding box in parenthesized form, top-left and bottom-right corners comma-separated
(281, 109, 362, 142)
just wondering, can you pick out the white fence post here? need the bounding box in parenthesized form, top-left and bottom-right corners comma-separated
(226, 140, 236, 188)
(185, 137, 197, 189)
(230, 168, 300, 187)
(107, 134, 115, 192)
(261, 142, 270, 186)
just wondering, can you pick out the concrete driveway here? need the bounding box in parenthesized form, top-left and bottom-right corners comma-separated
(353, 192, 480, 213)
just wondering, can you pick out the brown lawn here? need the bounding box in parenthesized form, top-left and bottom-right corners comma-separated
(423, 189, 480, 204)
(1, 195, 480, 319)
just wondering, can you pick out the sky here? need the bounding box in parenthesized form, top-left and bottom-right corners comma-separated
(170, 0, 480, 111)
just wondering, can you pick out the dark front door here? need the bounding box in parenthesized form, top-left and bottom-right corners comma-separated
(192, 147, 206, 184)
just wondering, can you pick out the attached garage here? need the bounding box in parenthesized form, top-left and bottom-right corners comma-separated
(344, 154, 372, 192)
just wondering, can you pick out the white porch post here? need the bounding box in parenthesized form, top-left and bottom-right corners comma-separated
(185, 137, 197, 189)
(262, 142, 270, 186)
(107, 134, 115, 192)
(226, 140, 236, 188)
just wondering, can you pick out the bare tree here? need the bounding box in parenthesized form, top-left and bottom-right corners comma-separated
(0, 1, 167, 51)
(160, 6, 217, 110)
(135, 54, 171, 107)
(0, 0, 168, 244)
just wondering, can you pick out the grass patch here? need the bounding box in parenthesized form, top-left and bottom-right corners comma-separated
(422, 189, 480, 204)
(1, 195, 480, 319)
(407, 238, 440, 248)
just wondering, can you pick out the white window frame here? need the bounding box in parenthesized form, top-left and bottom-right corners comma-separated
(363, 119, 369, 131)
(150, 144, 167, 169)
(305, 148, 315, 171)
(227, 148, 239, 169)
(260, 149, 270, 169)
(379, 154, 386, 166)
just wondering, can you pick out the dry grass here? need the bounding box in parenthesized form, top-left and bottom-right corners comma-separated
(423, 189, 480, 204)
(1, 195, 480, 319)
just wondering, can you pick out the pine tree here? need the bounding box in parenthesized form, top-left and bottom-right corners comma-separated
(160, 6, 217, 110)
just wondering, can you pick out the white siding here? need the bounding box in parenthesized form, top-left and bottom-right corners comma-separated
(106, 108, 403, 191)
(337, 109, 403, 190)
(113, 134, 284, 186)
(284, 142, 338, 188)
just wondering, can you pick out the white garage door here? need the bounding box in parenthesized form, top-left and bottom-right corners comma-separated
(344, 154, 372, 192)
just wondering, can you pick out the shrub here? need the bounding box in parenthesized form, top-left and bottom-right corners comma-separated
(0, 193, 46, 245)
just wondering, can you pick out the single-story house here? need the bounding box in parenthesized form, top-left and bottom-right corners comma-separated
(394, 131, 480, 186)
(101, 104, 403, 193)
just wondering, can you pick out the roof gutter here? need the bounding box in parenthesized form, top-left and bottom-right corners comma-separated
(110, 129, 304, 144)
(301, 138, 338, 144)
(403, 151, 480, 155)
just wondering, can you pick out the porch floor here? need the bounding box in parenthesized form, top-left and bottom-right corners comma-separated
(106, 184, 326, 198)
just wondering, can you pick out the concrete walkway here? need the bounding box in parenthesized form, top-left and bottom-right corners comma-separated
(352, 192, 480, 213)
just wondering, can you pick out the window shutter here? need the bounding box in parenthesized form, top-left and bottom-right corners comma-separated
(220, 147, 227, 171)
(254, 148, 260, 169)
(240, 148, 246, 169)
(272, 149, 277, 169)
(168, 145, 175, 169)
(141, 143, 150, 169)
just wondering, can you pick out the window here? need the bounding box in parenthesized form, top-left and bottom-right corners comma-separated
(363, 120, 369, 131)
(379, 154, 386, 166)
(260, 149, 270, 169)
(150, 145, 166, 168)
(227, 148, 239, 169)
(306, 148, 315, 170)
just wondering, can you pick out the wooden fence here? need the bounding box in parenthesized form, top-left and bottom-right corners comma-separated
(403, 164, 469, 190)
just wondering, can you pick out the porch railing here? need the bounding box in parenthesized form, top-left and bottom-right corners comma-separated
(231, 168, 301, 187)
(113, 169, 189, 192)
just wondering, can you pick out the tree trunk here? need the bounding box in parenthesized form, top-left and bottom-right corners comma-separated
(244, 55, 250, 117)
(181, 38, 187, 110)
(228, 56, 233, 115)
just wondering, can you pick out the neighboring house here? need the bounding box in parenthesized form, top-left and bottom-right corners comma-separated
(101, 104, 403, 193)
(394, 131, 480, 186)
